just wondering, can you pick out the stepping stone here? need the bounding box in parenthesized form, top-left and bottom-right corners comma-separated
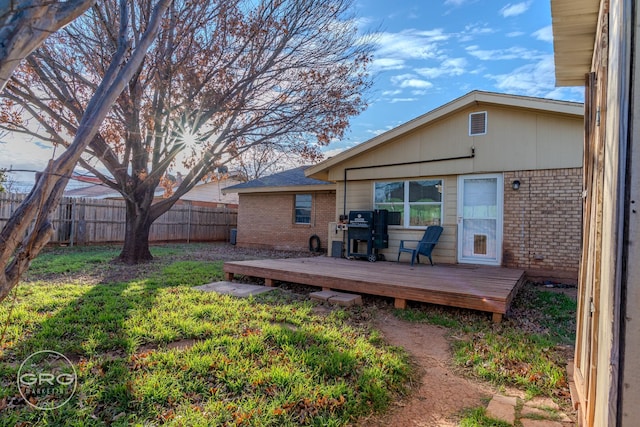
(521, 419, 564, 427)
(310, 290, 362, 307)
(486, 395, 517, 425)
(194, 281, 276, 297)
(521, 406, 552, 418)
(309, 290, 338, 301)
(525, 397, 560, 411)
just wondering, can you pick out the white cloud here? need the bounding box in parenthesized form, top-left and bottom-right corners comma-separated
(354, 16, 375, 31)
(390, 97, 418, 103)
(545, 86, 585, 102)
(401, 79, 433, 89)
(371, 57, 405, 72)
(469, 64, 486, 74)
(0, 135, 55, 173)
(372, 29, 449, 61)
(381, 89, 402, 96)
(458, 23, 497, 42)
(322, 147, 350, 158)
(486, 55, 559, 97)
(416, 57, 467, 78)
(415, 29, 450, 41)
(367, 127, 392, 136)
(464, 23, 496, 35)
(445, 0, 469, 6)
(0, 135, 58, 190)
(499, 1, 532, 18)
(506, 31, 525, 37)
(532, 25, 553, 42)
(391, 74, 433, 89)
(466, 45, 544, 61)
(391, 73, 415, 82)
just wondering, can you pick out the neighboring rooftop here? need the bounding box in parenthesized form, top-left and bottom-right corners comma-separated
(222, 166, 334, 194)
(65, 178, 240, 206)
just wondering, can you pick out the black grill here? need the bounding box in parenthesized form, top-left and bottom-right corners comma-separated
(346, 210, 389, 262)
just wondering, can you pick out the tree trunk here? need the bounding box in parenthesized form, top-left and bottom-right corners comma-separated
(0, 0, 172, 302)
(118, 198, 154, 264)
(0, 0, 95, 92)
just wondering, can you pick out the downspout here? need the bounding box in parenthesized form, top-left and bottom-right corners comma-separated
(342, 147, 476, 217)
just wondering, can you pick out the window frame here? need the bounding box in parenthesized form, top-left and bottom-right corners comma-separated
(294, 193, 313, 224)
(373, 179, 443, 228)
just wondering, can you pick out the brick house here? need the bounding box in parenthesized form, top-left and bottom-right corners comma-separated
(305, 91, 584, 282)
(223, 166, 335, 251)
(224, 91, 583, 281)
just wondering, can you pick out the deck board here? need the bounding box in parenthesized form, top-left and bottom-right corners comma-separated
(223, 257, 525, 320)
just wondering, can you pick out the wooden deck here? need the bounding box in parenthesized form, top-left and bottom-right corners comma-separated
(223, 257, 525, 322)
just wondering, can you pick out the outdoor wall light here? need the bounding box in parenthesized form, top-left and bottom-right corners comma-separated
(512, 180, 521, 190)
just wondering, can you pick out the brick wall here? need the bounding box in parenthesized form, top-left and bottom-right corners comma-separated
(503, 168, 582, 282)
(236, 191, 336, 252)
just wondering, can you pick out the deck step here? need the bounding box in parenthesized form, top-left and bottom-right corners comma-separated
(309, 290, 363, 307)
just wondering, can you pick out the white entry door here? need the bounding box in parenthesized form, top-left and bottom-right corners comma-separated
(457, 174, 503, 265)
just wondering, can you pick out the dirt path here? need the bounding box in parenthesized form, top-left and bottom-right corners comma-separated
(361, 314, 494, 427)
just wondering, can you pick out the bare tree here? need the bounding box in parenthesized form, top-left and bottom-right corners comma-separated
(232, 144, 324, 182)
(0, 0, 172, 301)
(0, 0, 95, 92)
(2, 0, 372, 264)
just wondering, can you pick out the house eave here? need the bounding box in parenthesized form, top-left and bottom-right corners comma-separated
(551, 0, 599, 86)
(223, 184, 335, 194)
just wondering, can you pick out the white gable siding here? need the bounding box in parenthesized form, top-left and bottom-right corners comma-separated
(325, 105, 582, 182)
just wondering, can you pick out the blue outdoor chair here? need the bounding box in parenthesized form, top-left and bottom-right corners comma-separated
(397, 225, 444, 266)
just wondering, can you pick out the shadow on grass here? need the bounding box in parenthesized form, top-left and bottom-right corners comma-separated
(0, 276, 166, 426)
(0, 260, 410, 426)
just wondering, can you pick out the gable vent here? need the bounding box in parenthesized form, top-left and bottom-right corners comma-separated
(469, 111, 487, 136)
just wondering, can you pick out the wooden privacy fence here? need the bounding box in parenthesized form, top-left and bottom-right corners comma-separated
(0, 193, 237, 245)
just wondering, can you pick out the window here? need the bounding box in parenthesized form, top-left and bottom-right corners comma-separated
(374, 180, 443, 227)
(294, 194, 312, 224)
(469, 111, 487, 136)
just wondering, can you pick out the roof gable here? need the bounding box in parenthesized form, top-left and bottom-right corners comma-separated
(223, 166, 335, 194)
(306, 91, 584, 180)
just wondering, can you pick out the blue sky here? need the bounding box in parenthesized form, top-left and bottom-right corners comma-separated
(1, 0, 584, 188)
(326, 0, 584, 156)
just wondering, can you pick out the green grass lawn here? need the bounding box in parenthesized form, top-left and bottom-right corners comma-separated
(396, 284, 577, 399)
(0, 245, 410, 426)
(0, 244, 577, 426)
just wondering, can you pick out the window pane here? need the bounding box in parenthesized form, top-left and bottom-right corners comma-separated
(409, 180, 442, 202)
(409, 205, 441, 226)
(375, 182, 404, 203)
(295, 194, 312, 224)
(374, 180, 443, 228)
(462, 178, 497, 219)
(463, 178, 496, 206)
(375, 203, 404, 216)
